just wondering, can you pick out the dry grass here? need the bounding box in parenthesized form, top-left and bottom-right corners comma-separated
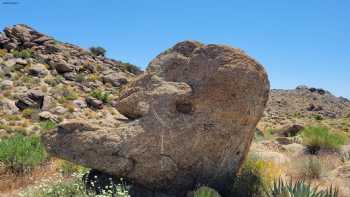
(0, 159, 61, 195)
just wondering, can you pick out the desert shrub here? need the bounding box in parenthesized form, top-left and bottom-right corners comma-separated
(90, 89, 110, 103)
(0, 48, 7, 57)
(124, 63, 141, 75)
(63, 87, 79, 100)
(4, 114, 21, 121)
(58, 160, 88, 176)
(39, 120, 57, 131)
(12, 49, 33, 59)
(265, 178, 338, 197)
(0, 134, 47, 173)
(302, 126, 347, 153)
(194, 186, 221, 197)
(45, 75, 65, 86)
(313, 114, 324, 121)
(299, 156, 324, 179)
(231, 154, 281, 196)
(89, 46, 106, 57)
(75, 73, 86, 82)
(22, 108, 35, 119)
(87, 73, 99, 82)
(341, 152, 350, 163)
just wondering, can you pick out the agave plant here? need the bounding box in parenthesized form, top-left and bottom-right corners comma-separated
(193, 186, 221, 197)
(264, 178, 338, 197)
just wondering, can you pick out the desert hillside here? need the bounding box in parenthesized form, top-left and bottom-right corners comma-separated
(0, 25, 349, 197)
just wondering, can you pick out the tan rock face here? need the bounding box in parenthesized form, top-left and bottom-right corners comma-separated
(43, 41, 269, 195)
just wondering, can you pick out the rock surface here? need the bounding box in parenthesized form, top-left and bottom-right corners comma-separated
(43, 41, 269, 196)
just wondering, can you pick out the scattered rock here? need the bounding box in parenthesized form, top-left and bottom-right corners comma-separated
(15, 90, 44, 110)
(43, 40, 270, 195)
(27, 63, 48, 76)
(73, 99, 87, 109)
(0, 79, 13, 88)
(276, 124, 304, 137)
(38, 111, 58, 122)
(0, 98, 19, 114)
(275, 137, 292, 145)
(86, 97, 103, 109)
(55, 62, 74, 73)
(102, 72, 128, 87)
(51, 106, 68, 114)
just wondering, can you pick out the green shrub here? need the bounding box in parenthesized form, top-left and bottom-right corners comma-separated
(313, 114, 324, 121)
(302, 126, 347, 153)
(75, 73, 86, 82)
(194, 186, 221, 197)
(0, 134, 47, 173)
(12, 49, 33, 59)
(265, 178, 338, 197)
(89, 46, 106, 57)
(22, 108, 35, 119)
(63, 87, 79, 100)
(39, 120, 57, 131)
(90, 89, 110, 103)
(124, 63, 141, 75)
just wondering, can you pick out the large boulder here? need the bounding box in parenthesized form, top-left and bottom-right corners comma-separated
(43, 41, 270, 196)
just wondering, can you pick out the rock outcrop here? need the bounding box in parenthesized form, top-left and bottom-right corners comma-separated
(43, 41, 270, 196)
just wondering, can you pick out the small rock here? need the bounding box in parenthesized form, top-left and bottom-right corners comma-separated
(275, 137, 292, 145)
(3, 59, 17, 67)
(86, 97, 103, 109)
(42, 96, 55, 111)
(276, 124, 304, 137)
(28, 63, 48, 77)
(0, 79, 13, 88)
(15, 90, 45, 110)
(73, 99, 87, 109)
(15, 58, 28, 65)
(52, 106, 68, 114)
(1, 98, 19, 114)
(55, 62, 74, 73)
(38, 111, 58, 122)
(32, 36, 52, 44)
(102, 72, 128, 87)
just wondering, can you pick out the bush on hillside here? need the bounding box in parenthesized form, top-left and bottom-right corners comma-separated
(124, 63, 142, 75)
(90, 89, 110, 103)
(89, 46, 106, 57)
(12, 49, 33, 58)
(301, 126, 346, 154)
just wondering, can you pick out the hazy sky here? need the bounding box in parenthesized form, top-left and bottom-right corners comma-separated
(0, 0, 349, 98)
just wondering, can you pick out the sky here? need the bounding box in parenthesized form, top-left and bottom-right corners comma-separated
(0, 0, 349, 98)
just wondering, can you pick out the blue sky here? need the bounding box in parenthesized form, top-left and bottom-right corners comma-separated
(0, 0, 349, 98)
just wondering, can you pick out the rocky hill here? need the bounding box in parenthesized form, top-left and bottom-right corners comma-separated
(0, 24, 141, 138)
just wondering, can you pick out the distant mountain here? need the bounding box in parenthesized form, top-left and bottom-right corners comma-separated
(265, 85, 350, 119)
